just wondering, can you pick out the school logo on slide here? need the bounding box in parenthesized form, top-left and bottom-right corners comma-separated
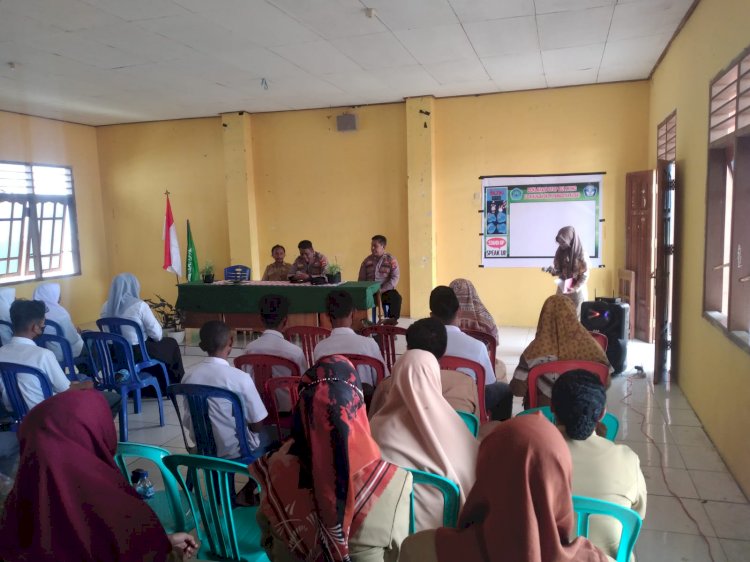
(510, 188, 523, 201)
(485, 236, 507, 257)
(583, 184, 597, 197)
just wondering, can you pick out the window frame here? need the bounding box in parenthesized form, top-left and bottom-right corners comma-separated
(0, 160, 82, 285)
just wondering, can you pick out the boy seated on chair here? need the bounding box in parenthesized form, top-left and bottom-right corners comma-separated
(550, 370, 647, 561)
(0, 300, 121, 417)
(181, 321, 272, 459)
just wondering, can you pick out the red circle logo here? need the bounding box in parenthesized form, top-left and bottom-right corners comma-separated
(487, 237, 507, 249)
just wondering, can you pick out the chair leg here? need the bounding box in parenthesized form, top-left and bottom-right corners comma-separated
(134, 388, 142, 414)
(152, 383, 165, 427)
(119, 390, 129, 442)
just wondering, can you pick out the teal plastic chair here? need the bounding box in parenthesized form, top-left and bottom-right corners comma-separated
(164, 454, 269, 562)
(456, 410, 479, 437)
(403, 467, 460, 534)
(572, 495, 643, 562)
(114, 442, 194, 534)
(517, 406, 620, 441)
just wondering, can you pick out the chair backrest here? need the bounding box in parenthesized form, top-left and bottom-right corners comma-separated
(114, 442, 188, 532)
(0, 362, 53, 422)
(35, 333, 78, 382)
(320, 353, 387, 386)
(589, 331, 609, 352)
(43, 319, 64, 337)
(264, 376, 301, 437)
(361, 325, 407, 371)
(96, 317, 152, 364)
(527, 360, 610, 409)
(438, 355, 488, 423)
(282, 326, 330, 368)
(224, 265, 251, 281)
(81, 331, 140, 388)
(455, 410, 479, 437)
(166, 383, 254, 461)
(517, 406, 620, 441)
(462, 329, 498, 367)
(403, 467, 460, 534)
(233, 354, 301, 408)
(164, 454, 262, 561)
(572, 495, 643, 562)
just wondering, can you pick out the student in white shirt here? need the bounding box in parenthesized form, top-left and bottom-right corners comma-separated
(33, 283, 84, 362)
(430, 286, 514, 421)
(551, 370, 647, 561)
(0, 288, 14, 346)
(181, 321, 270, 459)
(242, 294, 307, 411)
(313, 290, 386, 403)
(0, 300, 121, 415)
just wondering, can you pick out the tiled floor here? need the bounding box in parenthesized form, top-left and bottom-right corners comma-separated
(124, 323, 749, 562)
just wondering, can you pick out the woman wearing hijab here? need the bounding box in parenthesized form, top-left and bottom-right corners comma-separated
(0, 389, 198, 561)
(448, 279, 499, 342)
(369, 349, 478, 532)
(0, 287, 15, 345)
(33, 282, 84, 361)
(250, 355, 411, 562)
(101, 273, 184, 391)
(546, 226, 589, 318)
(399, 414, 614, 562)
(510, 295, 611, 408)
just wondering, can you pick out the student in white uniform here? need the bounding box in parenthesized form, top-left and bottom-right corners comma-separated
(181, 321, 270, 459)
(0, 288, 15, 346)
(313, 290, 386, 403)
(242, 294, 307, 411)
(32, 282, 84, 361)
(430, 286, 514, 421)
(0, 300, 121, 415)
(551, 369, 647, 561)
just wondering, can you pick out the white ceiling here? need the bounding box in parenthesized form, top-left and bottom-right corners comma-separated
(0, 0, 694, 126)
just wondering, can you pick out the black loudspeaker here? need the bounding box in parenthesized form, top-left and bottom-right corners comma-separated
(580, 299, 630, 374)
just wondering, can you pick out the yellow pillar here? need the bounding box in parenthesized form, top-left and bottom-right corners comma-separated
(405, 97, 437, 318)
(220, 112, 261, 278)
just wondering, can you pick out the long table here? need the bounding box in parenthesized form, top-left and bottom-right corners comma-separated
(176, 280, 380, 330)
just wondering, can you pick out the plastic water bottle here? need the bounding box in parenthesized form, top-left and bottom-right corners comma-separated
(131, 468, 155, 500)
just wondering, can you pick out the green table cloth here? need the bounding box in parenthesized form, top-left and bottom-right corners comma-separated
(176, 281, 380, 314)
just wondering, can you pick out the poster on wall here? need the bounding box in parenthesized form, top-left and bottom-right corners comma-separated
(481, 173, 604, 268)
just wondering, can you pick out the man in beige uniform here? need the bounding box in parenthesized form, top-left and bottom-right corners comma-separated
(551, 369, 647, 561)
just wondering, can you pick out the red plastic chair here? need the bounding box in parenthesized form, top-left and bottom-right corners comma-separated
(588, 331, 609, 352)
(462, 329, 498, 368)
(361, 325, 407, 371)
(283, 326, 331, 368)
(233, 354, 302, 408)
(527, 360, 610, 408)
(264, 376, 301, 440)
(320, 353, 387, 386)
(438, 356, 488, 423)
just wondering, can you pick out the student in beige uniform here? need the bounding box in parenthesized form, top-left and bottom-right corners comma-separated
(551, 370, 647, 560)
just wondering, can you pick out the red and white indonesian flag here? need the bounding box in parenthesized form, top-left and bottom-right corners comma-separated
(163, 196, 182, 277)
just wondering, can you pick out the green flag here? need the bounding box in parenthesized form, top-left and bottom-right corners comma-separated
(186, 220, 200, 282)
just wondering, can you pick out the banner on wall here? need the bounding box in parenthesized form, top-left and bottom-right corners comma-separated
(481, 173, 604, 268)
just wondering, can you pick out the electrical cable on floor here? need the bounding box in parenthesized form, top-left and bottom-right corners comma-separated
(619, 372, 717, 562)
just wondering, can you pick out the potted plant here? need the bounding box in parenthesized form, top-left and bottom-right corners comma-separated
(145, 295, 186, 344)
(201, 261, 214, 284)
(325, 262, 341, 284)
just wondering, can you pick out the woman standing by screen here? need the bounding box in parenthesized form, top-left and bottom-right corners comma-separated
(547, 226, 589, 318)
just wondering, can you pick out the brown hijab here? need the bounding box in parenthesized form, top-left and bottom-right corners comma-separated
(449, 279, 499, 341)
(435, 414, 609, 562)
(553, 226, 587, 280)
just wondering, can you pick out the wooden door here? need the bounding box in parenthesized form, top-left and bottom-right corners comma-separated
(625, 170, 656, 343)
(653, 161, 673, 383)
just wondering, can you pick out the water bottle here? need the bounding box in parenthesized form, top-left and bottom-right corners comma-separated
(131, 468, 155, 500)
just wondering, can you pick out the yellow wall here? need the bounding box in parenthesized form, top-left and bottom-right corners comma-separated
(0, 111, 110, 323)
(96, 118, 229, 307)
(649, 0, 750, 495)
(434, 83, 651, 326)
(250, 103, 410, 314)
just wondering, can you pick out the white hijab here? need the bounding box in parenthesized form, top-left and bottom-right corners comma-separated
(103, 273, 142, 318)
(0, 288, 14, 318)
(33, 283, 66, 318)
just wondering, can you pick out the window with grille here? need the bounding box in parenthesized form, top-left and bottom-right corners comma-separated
(0, 161, 81, 284)
(657, 111, 677, 161)
(703, 45, 750, 351)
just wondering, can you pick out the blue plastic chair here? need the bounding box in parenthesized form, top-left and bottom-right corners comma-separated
(0, 362, 53, 427)
(456, 410, 479, 437)
(517, 406, 620, 441)
(164, 454, 269, 562)
(35, 333, 88, 383)
(572, 495, 643, 562)
(224, 265, 251, 282)
(166, 384, 258, 466)
(403, 467, 460, 534)
(96, 317, 171, 396)
(82, 331, 164, 442)
(114, 442, 195, 534)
